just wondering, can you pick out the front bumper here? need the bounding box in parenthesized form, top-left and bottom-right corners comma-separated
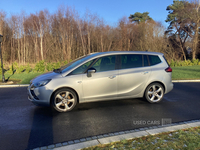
(27, 84, 51, 106)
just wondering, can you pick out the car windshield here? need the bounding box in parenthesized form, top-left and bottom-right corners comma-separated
(59, 55, 92, 73)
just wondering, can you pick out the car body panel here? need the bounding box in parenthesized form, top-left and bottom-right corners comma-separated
(117, 66, 152, 98)
(27, 51, 173, 107)
(82, 70, 118, 102)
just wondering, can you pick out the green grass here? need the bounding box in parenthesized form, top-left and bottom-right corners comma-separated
(172, 65, 200, 80)
(0, 65, 200, 84)
(83, 127, 200, 150)
(0, 72, 43, 84)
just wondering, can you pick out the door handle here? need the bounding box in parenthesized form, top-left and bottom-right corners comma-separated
(109, 75, 116, 79)
(143, 71, 148, 75)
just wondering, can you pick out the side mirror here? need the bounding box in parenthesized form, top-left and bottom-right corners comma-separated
(87, 68, 96, 77)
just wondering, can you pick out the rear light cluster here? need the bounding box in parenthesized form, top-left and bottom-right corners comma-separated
(165, 67, 172, 72)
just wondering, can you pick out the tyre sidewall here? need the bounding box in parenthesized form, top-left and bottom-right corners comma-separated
(51, 88, 77, 112)
(144, 83, 164, 103)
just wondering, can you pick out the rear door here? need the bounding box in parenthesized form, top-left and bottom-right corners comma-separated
(117, 54, 151, 98)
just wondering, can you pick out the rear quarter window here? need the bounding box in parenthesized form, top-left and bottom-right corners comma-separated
(148, 55, 161, 66)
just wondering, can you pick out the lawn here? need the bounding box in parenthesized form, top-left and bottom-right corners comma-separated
(0, 72, 43, 84)
(0, 65, 200, 84)
(172, 65, 200, 80)
(83, 127, 200, 150)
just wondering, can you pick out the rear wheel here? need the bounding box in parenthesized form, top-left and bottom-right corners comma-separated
(52, 88, 77, 112)
(144, 83, 164, 103)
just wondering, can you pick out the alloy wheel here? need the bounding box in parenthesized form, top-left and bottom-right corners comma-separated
(54, 90, 76, 112)
(145, 83, 164, 103)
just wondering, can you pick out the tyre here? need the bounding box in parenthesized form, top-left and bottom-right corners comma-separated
(144, 83, 164, 103)
(52, 88, 77, 112)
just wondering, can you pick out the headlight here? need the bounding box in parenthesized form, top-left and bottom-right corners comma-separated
(33, 79, 51, 88)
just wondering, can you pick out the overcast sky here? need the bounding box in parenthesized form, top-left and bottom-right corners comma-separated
(0, 0, 173, 27)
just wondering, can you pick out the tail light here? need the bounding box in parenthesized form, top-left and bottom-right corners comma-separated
(165, 67, 172, 72)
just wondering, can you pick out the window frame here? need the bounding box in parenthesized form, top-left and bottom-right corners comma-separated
(143, 55, 150, 67)
(67, 58, 97, 76)
(87, 55, 117, 73)
(118, 54, 148, 70)
(147, 55, 162, 66)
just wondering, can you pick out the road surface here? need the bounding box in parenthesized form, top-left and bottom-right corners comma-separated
(0, 82, 200, 150)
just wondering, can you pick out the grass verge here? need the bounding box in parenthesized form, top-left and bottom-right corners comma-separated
(0, 65, 200, 84)
(172, 65, 200, 80)
(0, 72, 43, 84)
(83, 127, 200, 150)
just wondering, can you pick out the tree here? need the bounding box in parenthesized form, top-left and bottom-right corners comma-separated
(188, 0, 200, 59)
(165, 0, 193, 61)
(129, 12, 153, 24)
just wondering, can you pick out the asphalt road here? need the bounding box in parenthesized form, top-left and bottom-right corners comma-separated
(0, 82, 200, 150)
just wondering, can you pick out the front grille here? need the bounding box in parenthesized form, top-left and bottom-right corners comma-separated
(30, 90, 39, 100)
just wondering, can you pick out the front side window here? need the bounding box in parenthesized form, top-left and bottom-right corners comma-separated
(148, 55, 161, 66)
(121, 54, 143, 69)
(69, 59, 95, 75)
(91, 55, 116, 72)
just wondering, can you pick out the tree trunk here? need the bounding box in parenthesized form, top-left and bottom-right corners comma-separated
(17, 37, 20, 63)
(40, 34, 44, 60)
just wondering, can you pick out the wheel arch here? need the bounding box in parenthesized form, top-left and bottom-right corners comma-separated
(143, 81, 166, 103)
(50, 86, 80, 104)
(145, 81, 166, 95)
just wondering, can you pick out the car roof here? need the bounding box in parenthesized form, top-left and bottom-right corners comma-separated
(88, 51, 163, 58)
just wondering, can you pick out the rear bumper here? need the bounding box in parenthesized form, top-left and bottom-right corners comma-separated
(165, 82, 173, 94)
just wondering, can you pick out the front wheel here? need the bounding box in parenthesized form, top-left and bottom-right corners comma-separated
(144, 83, 164, 103)
(52, 88, 77, 112)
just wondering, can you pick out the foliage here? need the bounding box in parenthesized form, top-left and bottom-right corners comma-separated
(46, 62, 61, 71)
(169, 59, 200, 67)
(192, 59, 199, 65)
(129, 12, 153, 23)
(34, 60, 46, 72)
(0, 62, 2, 74)
(165, 0, 199, 60)
(16, 65, 26, 74)
(53, 62, 61, 69)
(25, 63, 32, 73)
(165, 0, 190, 61)
(13, 62, 18, 70)
(61, 60, 68, 66)
(1, 3, 200, 64)
(46, 62, 54, 71)
(7, 63, 14, 74)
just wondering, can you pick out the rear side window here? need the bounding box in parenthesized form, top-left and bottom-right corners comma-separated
(121, 54, 143, 69)
(148, 55, 161, 66)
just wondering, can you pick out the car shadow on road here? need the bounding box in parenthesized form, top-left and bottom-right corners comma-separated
(25, 106, 56, 150)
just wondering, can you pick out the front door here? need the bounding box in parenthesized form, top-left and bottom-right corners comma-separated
(82, 55, 118, 101)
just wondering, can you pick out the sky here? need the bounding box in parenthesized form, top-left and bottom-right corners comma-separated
(0, 0, 173, 27)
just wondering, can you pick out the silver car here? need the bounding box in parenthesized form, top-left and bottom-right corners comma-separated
(28, 51, 173, 112)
